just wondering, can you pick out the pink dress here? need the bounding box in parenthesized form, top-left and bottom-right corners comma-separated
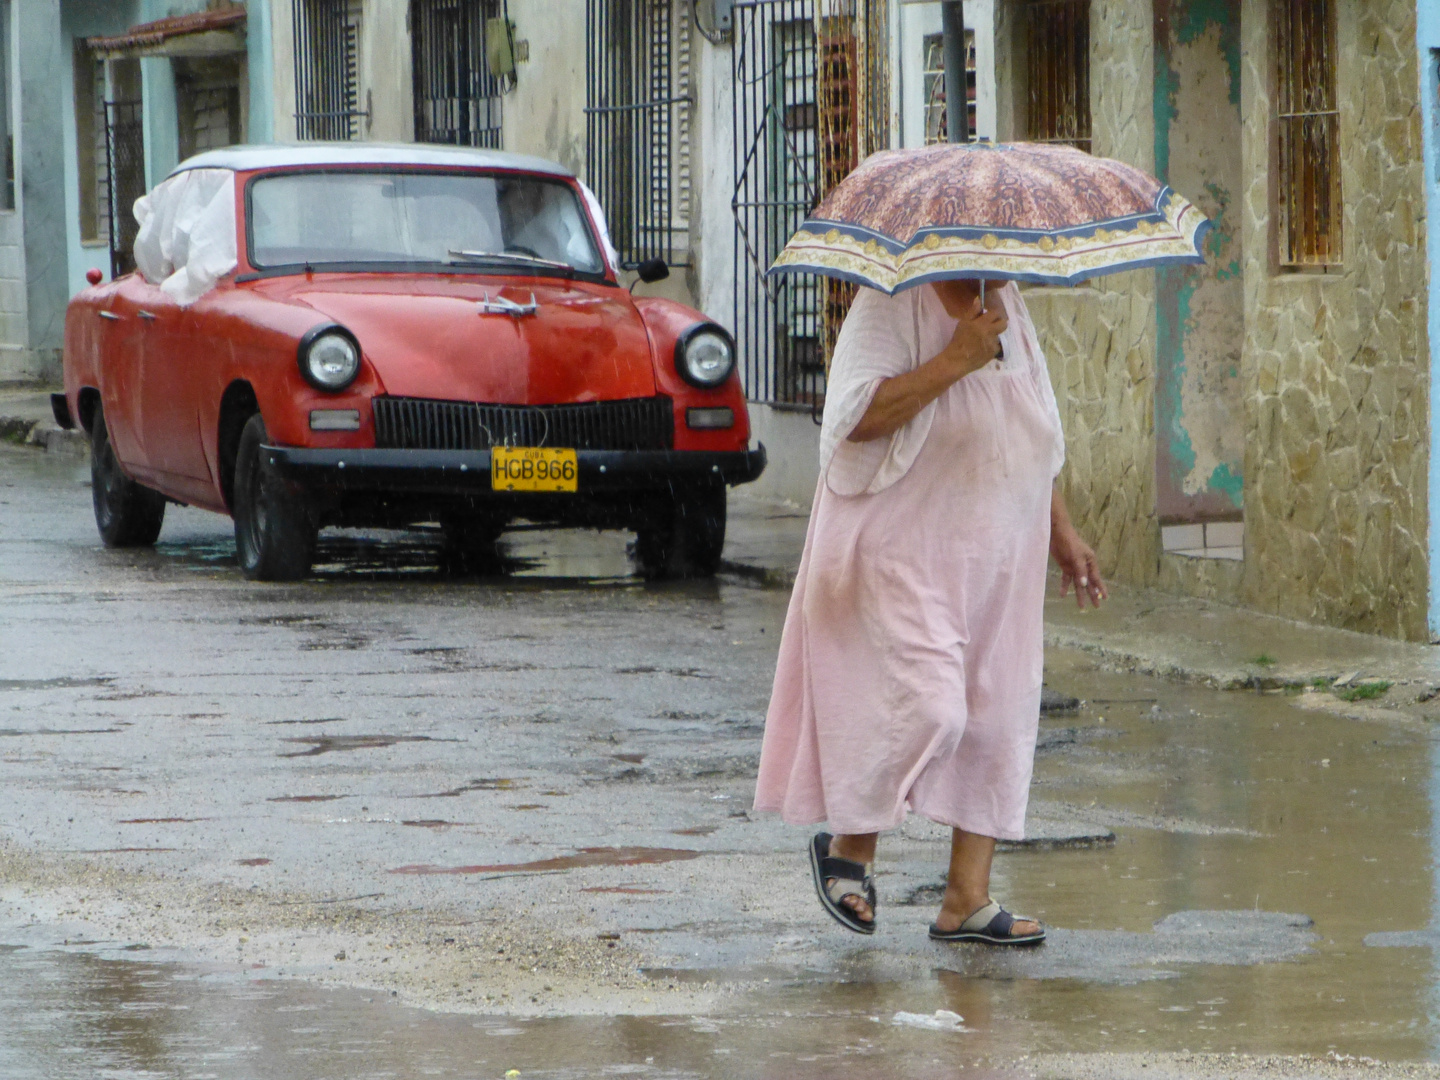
(753, 283, 1064, 840)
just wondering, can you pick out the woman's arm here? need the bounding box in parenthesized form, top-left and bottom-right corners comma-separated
(847, 296, 1008, 443)
(1050, 486, 1107, 608)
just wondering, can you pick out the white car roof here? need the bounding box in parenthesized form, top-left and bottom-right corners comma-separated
(170, 142, 575, 179)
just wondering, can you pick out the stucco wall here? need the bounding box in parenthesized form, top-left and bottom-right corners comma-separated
(1000, 0, 1430, 640)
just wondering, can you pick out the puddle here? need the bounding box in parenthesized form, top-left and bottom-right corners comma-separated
(409, 777, 518, 797)
(266, 794, 348, 803)
(117, 817, 209, 824)
(278, 734, 452, 757)
(672, 825, 719, 836)
(0, 946, 1039, 1080)
(0, 676, 114, 691)
(390, 847, 705, 875)
(237, 858, 271, 866)
(400, 819, 468, 828)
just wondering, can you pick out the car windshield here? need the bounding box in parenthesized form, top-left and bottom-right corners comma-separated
(248, 171, 604, 274)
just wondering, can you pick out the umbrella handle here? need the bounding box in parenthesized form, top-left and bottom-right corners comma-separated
(980, 279, 1005, 361)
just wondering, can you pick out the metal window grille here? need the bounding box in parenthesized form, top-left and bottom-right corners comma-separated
(372, 395, 674, 451)
(293, 0, 365, 140)
(921, 30, 975, 144)
(584, 0, 690, 267)
(1026, 0, 1091, 151)
(104, 100, 145, 278)
(1274, 0, 1341, 268)
(412, 0, 507, 149)
(732, 0, 887, 411)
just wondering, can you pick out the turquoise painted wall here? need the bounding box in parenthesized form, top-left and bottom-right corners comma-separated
(1153, 0, 1246, 524)
(248, 0, 274, 142)
(59, 0, 268, 299)
(1420, 6, 1440, 638)
(58, 0, 138, 298)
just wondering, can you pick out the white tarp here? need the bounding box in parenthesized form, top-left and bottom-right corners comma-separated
(132, 169, 238, 305)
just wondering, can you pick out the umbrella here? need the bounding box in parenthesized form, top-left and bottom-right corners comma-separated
(768, 141, 1210, 294)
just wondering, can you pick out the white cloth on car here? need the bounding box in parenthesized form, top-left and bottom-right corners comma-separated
(132, 169, 238, 305)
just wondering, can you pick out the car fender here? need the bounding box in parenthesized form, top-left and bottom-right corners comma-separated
(631, 297, 751, 453)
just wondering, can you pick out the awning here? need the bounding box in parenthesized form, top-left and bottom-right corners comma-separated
(87, 6, 246, 60)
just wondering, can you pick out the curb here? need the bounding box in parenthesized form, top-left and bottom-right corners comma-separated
(0, 415, 89, 457)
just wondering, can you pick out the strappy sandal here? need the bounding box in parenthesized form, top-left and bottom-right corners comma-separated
(929, 899, 1045, 946)
(809, 832, 877, 935)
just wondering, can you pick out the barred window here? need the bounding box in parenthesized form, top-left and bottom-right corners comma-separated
(1026, 0, 1090, 151)
(412, 0, 507, 148)
(1274, 0, 1341, 268)
(293, 0, 364, 140)
(74, 47, 106, 238)
(921, 29, 975, 144)
(584, 0, 692, 268)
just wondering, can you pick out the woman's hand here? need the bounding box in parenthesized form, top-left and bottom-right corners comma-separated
(1050, 488, 1106, 608)
(848, 293, 1007, 443)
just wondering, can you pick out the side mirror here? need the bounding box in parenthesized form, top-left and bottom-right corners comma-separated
(635, 258, 669, 284)
(85, 268, 104, 286)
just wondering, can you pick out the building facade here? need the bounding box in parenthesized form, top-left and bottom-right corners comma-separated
(991, 0, 1431, 641)
(6, 0, 1436, 640)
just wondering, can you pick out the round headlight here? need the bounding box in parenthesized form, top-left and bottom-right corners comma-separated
(298, 326, 360, 392)
(677, 326, 735, 388)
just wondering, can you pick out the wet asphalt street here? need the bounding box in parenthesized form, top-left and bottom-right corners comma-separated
(5, 440, 1440, 1079)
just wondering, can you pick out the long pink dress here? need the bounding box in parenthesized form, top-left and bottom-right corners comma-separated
(753, 283, 1064, 840)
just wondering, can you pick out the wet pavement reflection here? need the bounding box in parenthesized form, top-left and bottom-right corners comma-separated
(4, 444, 1440, 1075)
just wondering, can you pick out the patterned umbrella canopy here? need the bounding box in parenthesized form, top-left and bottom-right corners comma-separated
(768, 141, 1210, 294)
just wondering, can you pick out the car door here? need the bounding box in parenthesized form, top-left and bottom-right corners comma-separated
(136, 284, 213, 486)
(96, 279, 151, 473)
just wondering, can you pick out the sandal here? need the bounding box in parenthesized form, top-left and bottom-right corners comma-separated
(809, 832, 877, 935)
(929, 899, 1045, 946)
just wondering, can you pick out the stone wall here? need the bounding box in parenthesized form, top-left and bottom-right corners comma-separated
(999, 0, 1430, 641)
(998, 0, 1165, 589)
(1223, 0, 1429, 639)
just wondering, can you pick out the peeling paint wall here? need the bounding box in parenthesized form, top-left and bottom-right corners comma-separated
(1153, 0, 1245, 523)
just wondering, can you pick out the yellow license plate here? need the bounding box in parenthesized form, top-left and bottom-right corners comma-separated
(490, 446, 578, 492)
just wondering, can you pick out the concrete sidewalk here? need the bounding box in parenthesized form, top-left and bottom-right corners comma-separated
(726, 489, 1440, 710)
(0, 384, 87, 455)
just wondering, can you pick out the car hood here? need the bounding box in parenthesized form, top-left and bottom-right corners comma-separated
(281, 277, 658, 404)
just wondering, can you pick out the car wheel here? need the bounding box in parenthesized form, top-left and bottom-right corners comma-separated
(633, 481, 727, 579)
(232, 413, 316, 581)
(90, 404, 166, 548)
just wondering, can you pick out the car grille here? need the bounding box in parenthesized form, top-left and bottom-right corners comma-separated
(371, 396, 674, 452)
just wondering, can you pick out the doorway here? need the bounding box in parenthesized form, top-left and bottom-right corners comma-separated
(1153, 0, 1245, 559)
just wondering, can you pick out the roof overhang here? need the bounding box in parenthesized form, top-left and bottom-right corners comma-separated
(87, 6, 246, 61)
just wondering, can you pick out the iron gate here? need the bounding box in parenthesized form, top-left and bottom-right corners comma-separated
(293, 0, 365, 139)
(412, 0, 507, 148)
(584, 0, 688, 268)
(731, 0, 824, 409)
(104, 100, 145, 279)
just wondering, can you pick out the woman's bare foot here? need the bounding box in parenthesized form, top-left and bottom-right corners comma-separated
(932, 884, 1041, 938)
(934, 828, 1040, 938)
(828, 832, 878, 924)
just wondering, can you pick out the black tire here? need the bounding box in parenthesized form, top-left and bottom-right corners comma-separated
(633, 481, 727, 579)
(232, 414, 316, 581)
(90, 404, 166, 547)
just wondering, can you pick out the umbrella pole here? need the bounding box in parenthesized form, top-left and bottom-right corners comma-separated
(942, 1, 968, 145)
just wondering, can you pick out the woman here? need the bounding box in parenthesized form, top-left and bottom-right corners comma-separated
(753, 278, 1105, 944)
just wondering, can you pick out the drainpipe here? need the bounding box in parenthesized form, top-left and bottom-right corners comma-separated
(941, 1, 968, 143)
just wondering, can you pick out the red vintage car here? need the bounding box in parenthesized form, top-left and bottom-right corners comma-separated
(58, 144, 764, 580)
